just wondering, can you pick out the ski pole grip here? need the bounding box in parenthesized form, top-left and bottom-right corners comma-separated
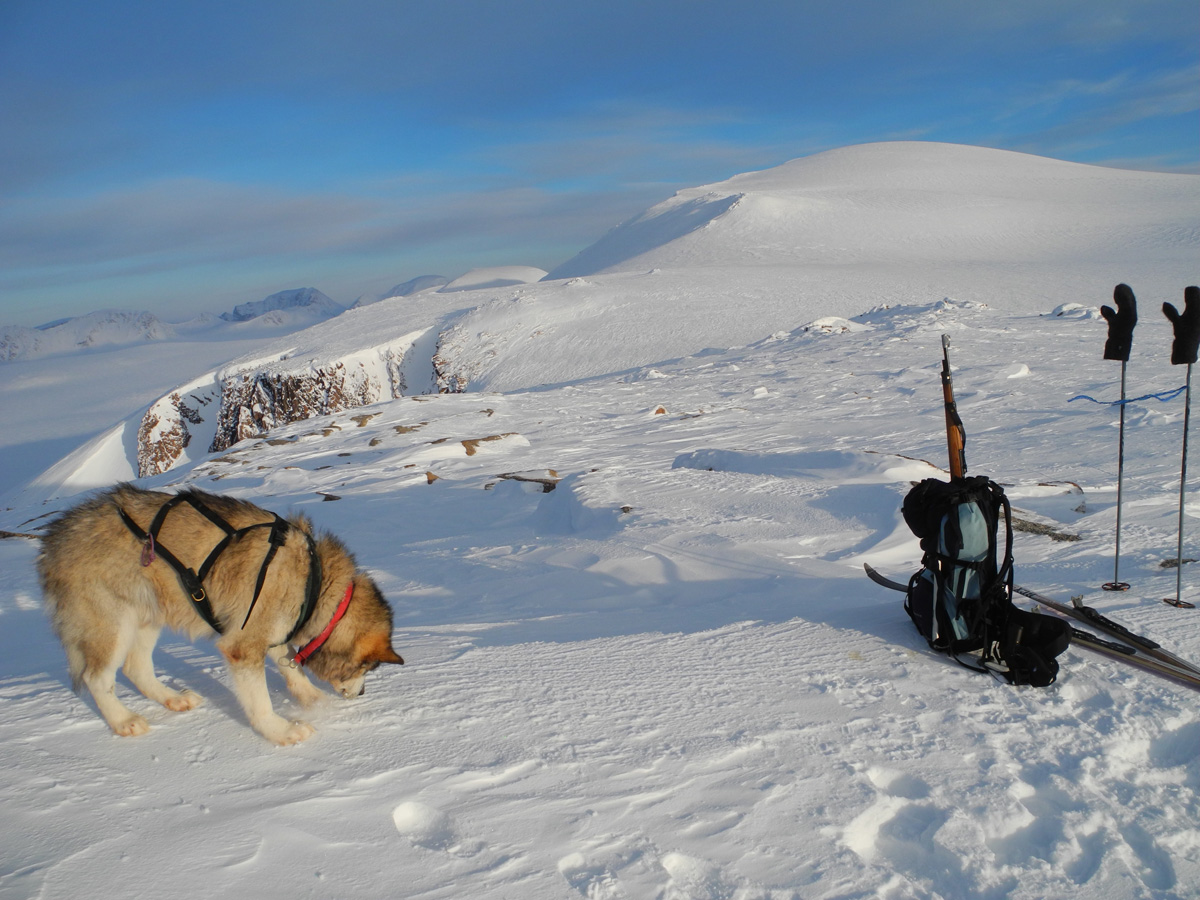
(1100, 283, 1137, 362)
(1163, 286, 1200, 366)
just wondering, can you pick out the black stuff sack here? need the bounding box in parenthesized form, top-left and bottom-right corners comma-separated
(901, 476, 1069, 686)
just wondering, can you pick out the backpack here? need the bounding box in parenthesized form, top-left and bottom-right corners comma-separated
(901, 476, 1069, 686)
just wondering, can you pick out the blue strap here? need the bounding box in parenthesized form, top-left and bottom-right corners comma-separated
(1068, 386, 1186, 406)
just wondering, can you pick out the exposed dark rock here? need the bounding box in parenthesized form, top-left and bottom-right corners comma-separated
(209, 362, 378, 453)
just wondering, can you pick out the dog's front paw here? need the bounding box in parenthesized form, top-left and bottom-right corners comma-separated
(111, 713, 150, 737)
(260, 717, 315, 746)
(288, 680, 325, 708)
(163, 689, 204, 712)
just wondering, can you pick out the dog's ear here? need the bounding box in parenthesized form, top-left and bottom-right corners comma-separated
(375, 646, 405, 666)
(360, 632, 405, 666)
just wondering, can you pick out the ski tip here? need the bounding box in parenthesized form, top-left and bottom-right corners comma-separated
(863, 562, 909, 592)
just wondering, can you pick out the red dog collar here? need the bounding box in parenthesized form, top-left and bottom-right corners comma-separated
(293, 583, 354, 666)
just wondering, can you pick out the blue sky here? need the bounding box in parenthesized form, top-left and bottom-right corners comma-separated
(1, 0, 1196, 327)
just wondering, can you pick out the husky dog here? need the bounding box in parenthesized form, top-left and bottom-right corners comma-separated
(37, 484, 403, 745)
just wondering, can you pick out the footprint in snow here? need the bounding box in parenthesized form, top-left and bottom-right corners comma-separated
(1147, 718, 1200, 769)
(843, 768, 961, 881)
(660, 852, 739, 900)
(559, 853, 626, 899)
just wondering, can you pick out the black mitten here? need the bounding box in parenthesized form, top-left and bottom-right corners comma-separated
(1100, 283, 1137, 361)
(1163, 286, 1200, 365)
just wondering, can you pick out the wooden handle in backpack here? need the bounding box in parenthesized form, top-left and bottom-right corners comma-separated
(941, 334, 967, 480)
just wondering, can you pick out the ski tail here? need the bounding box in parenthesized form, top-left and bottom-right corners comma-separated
(1014, 584, 1200, 680)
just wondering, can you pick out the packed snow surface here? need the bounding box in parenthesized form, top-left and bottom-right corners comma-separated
(2, 143, 1199, 900)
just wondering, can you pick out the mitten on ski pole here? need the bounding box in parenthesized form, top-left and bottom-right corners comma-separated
(1163, 286, 1200, 365)
(1100, 283, 1137, 361)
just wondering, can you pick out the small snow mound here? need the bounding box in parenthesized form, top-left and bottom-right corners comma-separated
(660, 852, 736, 898)
(935, 297, 987, 312)
(392, 801, 455, 850)
(622, 368, 670, 383)
(1007, 363, 1032, 379)
(533, 474, 622, 536)
(801, 316, 868, 335)
(1048, 303, 1100, 319)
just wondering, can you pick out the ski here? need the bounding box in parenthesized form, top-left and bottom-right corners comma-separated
(1030, 608, 1200, 693)
(1012, 584, 1200, 680)
(864, 564, 1200, 691)
(863, 563, 907, 593)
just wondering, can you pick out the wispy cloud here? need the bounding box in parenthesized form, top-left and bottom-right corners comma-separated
(988, 63, 1200, 168)
(1, 0, 1195, 323)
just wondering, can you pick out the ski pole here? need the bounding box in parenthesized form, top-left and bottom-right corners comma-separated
(1163, 286, 1200, 608)
(940, 334, 967, 480)
(1105, 359, 1130, 591)
(1100, 284, 1137, 591)
(1173, 362, 1193, 605)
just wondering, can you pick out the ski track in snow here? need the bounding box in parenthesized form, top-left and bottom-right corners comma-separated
(3, 143, 1200, 899)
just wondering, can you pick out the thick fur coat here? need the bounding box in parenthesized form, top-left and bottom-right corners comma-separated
(38, 485, 403, 745)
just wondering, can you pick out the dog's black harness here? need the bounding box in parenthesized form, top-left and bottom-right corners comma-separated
(116, 491, 321, 644)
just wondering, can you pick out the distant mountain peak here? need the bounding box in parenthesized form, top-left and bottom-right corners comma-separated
(1, 309, 173, 362)
(219, 287, 343, 323)
(547, 141, 1196, 279)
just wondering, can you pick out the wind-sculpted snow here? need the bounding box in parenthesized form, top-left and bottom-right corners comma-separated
(3, 142, 1200, 898)
(547, 192, 741, 279)
(440, 266, 549, 292)
(4, 297, 1200, 898)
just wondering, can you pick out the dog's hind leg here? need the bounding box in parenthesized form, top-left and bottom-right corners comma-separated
(78, 615, 151, 737)
(122, 624, 204, 713)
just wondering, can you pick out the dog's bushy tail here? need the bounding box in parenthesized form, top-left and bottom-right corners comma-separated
(39, 582, 87, 693)
(288, 513, 315, 537)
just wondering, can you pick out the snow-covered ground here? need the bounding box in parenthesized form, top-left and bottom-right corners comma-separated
(2, 143, 1199, 899)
